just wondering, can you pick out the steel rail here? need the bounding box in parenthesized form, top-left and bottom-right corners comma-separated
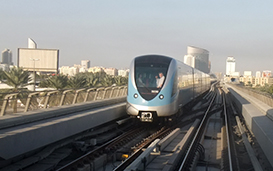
(222, 89, 233, 171)
(113, 126, 173, 171)
(178, 91, 217, 171)
(56, 127, 143, 171)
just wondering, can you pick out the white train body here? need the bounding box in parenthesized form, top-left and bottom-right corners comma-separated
(126, 55, 210, 122)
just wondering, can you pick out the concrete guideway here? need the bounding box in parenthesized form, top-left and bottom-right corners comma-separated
(0, 97, 127, 160)
(0, 97, 126, 129)
(225, 84, 273, 168)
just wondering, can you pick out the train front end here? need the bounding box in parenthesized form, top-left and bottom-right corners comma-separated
(126, 55, 179, 122)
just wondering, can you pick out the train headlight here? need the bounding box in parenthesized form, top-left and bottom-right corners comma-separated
(159, 94, 164, 99)
(134, 93, 138, 98)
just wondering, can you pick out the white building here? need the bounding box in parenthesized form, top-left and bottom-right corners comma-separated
(244, 71, 252, 77)
(256, 71, 261, 78)
(81, 60, 90, 70)
(118, 69, 129, 77)
(79, 67, 88, 73)
(1, 49, 12, 65)
(59, 66, 79, 76)
(226, 56, 236, 76)
(68, 67, 79, 76)
(262, 70, 271, 78)
(59, 66, 70, 75)
(232, 72, 240, 77)
(88, 66, 104, 73)
(184, 46, 210, 73)
(104, 67, 118, 76)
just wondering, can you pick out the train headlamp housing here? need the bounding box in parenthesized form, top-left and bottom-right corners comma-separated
(159, 94, 164, 99)
(134, 93, 138, 98)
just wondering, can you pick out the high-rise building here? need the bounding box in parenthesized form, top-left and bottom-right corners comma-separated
(28, 38, 37, 48)
(183, 55, 195, 68)
(1, 49, 12, 65)
(81, 60, 90, 70)
(226, 56, 235, 76)
(184, 46, 210, 73)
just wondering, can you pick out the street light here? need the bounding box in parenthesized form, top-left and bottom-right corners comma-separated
(30, 58, 39, 91)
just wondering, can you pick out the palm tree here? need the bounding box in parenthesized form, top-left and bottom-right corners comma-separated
(94, 71, 106, 83)
(85, 73, 99, 88)
(46, 74, 68, 90)
(100, 75, 114, 87)
(114, 76, 128, 86)
(38, 75, 68, 107)
(2, 67, 32, 112)
(2, 67, 32, 90)
(67, 75, 87, 89)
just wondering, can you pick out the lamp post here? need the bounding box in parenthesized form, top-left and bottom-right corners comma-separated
(30, 58, 39, 91)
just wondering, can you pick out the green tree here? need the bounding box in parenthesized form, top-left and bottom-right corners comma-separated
(100, 75, 114, 87)
(2, 67, 32, 91)
(268, 85, 273, 95)
(259, 83, 269, 92)
(67, 75, 87, 89)
(114, 76, 128, 86)
(1, 67, 32, 112)
(85, 73, 99, 87)
(94, 71, 106, 83)
(45, 75, 68, 90)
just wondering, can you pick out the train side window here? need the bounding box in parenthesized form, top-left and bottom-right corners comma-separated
(172, 71, 178, 96)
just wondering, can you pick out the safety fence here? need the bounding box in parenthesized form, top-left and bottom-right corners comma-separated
(229, 84, 273, 107)
(0, 86, 127, 116)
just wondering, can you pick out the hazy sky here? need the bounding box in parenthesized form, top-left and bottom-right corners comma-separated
(1, 1, 273, 75)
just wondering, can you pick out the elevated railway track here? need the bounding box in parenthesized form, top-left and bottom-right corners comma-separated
(0, 83, 273, 170)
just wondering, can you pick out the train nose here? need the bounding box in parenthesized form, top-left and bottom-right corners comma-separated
(139, 112, 153, 122)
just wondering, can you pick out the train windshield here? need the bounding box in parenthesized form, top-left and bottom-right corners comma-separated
(134, 55, 172, 100)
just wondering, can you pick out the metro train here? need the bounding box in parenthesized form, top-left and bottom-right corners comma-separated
(126, 54, 211, 122)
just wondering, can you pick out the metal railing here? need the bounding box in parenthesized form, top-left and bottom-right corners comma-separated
(0, 86, 127, 116)
(229, 83, 273, 107)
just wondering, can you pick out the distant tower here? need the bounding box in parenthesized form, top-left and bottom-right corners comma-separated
(81, 60, 90, 70)
(226, 57, 236, 76)
(28, 38, 37, 48)
(184, 55, 195, 68)
(1, 49, 12, 65)
(184, 46, 210, 73)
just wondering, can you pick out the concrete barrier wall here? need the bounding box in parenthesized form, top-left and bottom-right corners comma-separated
(0, 99, 126, 160)
(227, 87, 273, 168)
(0, 97, 126, 129)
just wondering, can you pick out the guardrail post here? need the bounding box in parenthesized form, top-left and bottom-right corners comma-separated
(110, 87, 118, 98)
(119, 86, 126, 96)
(24, 92, 40, 112)
(103, 87, 112, 99)
(117, 87, 122, 97)
(84, 88, 96, 102)
(59, 90, 73, 106)
(72, 88, 86, 104)
(124, 86, 128, 96)
(0, 93, 18, 116)
(94, 88, 105, 100)
(44, 91, 59, 109)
